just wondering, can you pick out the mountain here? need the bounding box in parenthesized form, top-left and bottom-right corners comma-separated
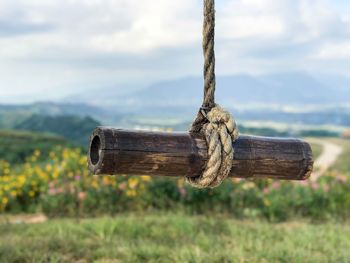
(1, 72, 349, 132)
(0, 101, 107, 118)
(0, 102, 121, 127)
(15, 115, 100, 145)
(124, 72, 350, 109)
(0, 102, 103, 145)
(67, 72, 350, 111)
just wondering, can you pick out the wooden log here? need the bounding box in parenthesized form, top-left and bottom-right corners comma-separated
(88, 127, 313, 181)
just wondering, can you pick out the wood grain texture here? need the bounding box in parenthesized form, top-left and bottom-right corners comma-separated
(88, 127, 313, 181)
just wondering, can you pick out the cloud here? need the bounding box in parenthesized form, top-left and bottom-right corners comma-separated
(0, 20, 53, 37)
(313, 41, 350, 59)
(0, 0, 349, 102)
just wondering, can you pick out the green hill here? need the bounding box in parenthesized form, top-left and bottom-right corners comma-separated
(15, 115, 100, 146)
(0, 130, 71, 164)
(0, 102, 118, 127)
(0, 102, 102, 146)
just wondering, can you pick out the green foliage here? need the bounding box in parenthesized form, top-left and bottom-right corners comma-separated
(1, 146, 349, 221)
(0, 112, 30, 130)
(238, 125, 290, 137)
(0, 214, 349, 263)
(0, 102, 108, 128)
(299, 129, 339, 137)
(0, 130, 71, 164)
(15, 114, 100, 145)
(238, 125, 340, 138)
(310, 143, 323, 159)
(330, 138, 350, 174)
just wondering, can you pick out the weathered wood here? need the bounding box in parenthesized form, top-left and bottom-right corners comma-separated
(88, 127, 313, 181)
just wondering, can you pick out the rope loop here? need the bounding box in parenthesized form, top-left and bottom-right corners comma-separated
(187, 105, 239, 188)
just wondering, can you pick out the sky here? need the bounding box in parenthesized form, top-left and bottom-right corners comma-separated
(0, 0, 349, 103)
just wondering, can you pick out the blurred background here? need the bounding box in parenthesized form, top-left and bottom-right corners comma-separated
(0, 0, 349, 262)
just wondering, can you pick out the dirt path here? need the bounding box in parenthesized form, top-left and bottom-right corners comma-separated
(0, 214, 48, 225)
(307, 138, 343, 180)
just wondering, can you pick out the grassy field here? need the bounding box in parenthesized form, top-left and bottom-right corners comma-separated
(0, 130, 71, 164)
(1, 137, 349, 262)
(0, 213, 349, 263)
(309, 142, 323, 160)
(329, 138, 350, 174)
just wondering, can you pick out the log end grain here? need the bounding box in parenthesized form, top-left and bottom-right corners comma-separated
(88, 127, 107, 175)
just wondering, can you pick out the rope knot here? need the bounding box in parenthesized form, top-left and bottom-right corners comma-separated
(187, 105, 239, 188)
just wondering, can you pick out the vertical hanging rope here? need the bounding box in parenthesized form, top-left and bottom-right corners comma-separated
(186, 0, 239, 189)
(190, 0, 216, 133)
(202, 0, 216, 110)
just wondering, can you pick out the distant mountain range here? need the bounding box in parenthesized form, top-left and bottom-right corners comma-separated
(1, 72, 349, 132)
(0, 102, 106, 118)
(65, 72, 350, 111)
(0, 102, 120, 126)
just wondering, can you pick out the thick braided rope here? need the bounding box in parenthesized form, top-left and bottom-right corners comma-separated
(187, 105, 239, 188)
(190, 0, 216, 134)
(187, 0, 239, 188)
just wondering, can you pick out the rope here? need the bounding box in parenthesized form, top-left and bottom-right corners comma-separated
(190, 0, 216, 133)
(186, 0, 239, 188)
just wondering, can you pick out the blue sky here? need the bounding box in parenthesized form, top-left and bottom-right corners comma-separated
(334, 1, 350, 14)
(0, 0, 349, 103)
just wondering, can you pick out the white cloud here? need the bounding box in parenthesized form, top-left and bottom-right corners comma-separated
(89, 0, 200, 53)
(313, 41, 350, 59)
(0, 0, 201, 56)
(218, 0, 286, 39)
(0, 0, 349, 102)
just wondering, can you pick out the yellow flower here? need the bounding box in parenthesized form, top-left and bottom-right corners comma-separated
(177, 179, 185, 187)
(34, 150, 41, 157)
(10, 190, 17, 197)
(61, 161, 67, 168)
(18, 175, 26, 186)
(242, 182, 255, 190)
(79, 156, 87, 166)
(2, 176, 9, 182)
(141, 176, 151, 182)
(45, 164, 53, 172)
(103, 176, 111, 185)
(128, 178, 139, 189)
(140, 183, 145, 191)
(263, 199, 271, 207)
(51, 169, 60, 179)
(34, 166, 41, 174)
(29, 191, 35, 198)
(91, 180, 99, 189)
(62, 149, 69, 160)
(126, 189, 137, 197)
(49, 152, 56, 159)
(2, 197, 8, 204)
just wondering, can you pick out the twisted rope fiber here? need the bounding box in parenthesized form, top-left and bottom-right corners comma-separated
(186, 0, 239, 188)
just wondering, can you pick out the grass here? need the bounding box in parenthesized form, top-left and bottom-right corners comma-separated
(0, 130, 71, 164)
(329, 138, 350, 174)
(309, 142, 323, 160)
(0, 213, 349, 263)
(1, 136, 349, 262)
